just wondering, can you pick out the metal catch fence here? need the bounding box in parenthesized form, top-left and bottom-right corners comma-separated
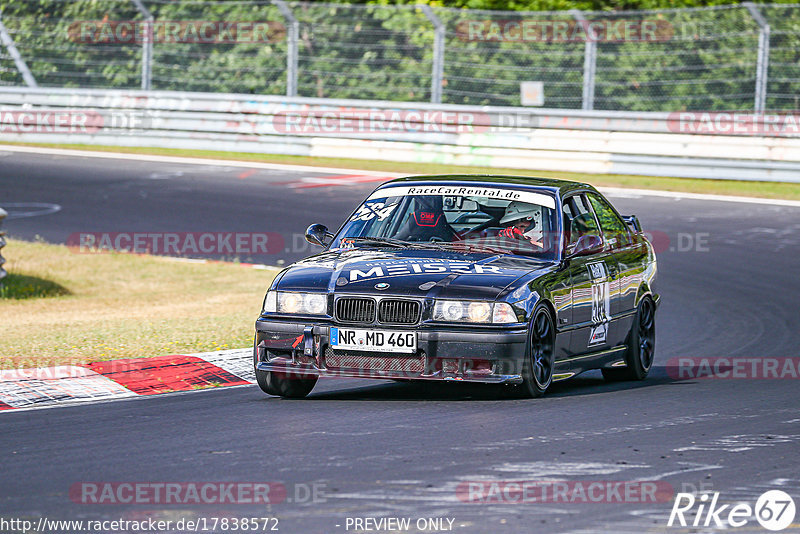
(0, 1, 798, 112)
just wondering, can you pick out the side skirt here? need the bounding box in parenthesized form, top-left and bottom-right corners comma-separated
(553, 345, 628, 381)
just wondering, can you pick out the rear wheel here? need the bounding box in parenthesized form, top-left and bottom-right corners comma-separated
(602, 296, 655, 382)
(507, 305, 555, 398)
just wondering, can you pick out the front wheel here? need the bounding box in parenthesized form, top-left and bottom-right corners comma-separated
(254, 337, 317, 398)
(255, 368, 317, 398)
(507, 305, 556, 398)
(602, 296, 655, 382)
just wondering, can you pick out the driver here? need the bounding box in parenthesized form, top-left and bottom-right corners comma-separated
(498, 201, 544, 248)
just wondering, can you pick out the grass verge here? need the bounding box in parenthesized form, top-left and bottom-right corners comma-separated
(0, 238, 278, 369)
(4, 142, 800, 201)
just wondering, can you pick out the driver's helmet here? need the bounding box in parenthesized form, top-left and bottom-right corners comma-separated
(500, 201, 540, 226)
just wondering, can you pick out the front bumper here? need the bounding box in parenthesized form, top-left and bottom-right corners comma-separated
(254, 318, 528, 384)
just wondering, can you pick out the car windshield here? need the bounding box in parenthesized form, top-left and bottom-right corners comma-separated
(330, 184, 560, 260)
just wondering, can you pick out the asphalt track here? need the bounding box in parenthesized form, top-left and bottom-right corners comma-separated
(2, 149, 800, 533)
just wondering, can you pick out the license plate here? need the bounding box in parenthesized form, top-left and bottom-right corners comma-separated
(330, 327, 417, 354)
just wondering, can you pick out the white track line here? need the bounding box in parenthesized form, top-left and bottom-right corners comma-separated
(599, 186, 800, 208)
(3, 144, 800, 207)
(0, 144, 403, 177)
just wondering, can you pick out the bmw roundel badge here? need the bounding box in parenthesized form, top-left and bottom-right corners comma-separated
(375, 282, 390, 290)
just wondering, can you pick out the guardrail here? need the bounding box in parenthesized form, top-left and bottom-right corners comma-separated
(1, 87, 799, 182)
(0, 207, 7, 286)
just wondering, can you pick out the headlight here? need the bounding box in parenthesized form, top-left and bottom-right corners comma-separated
(468, 302, 491, 322)
(303, 293, 327, 315)
(436, 300, 465, 321)
(280, 293, 303, 314)
(433, 300, 519, 324)
(263, 291, 328, 315)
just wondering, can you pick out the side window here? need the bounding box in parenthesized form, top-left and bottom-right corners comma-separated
(563, 194, 600, 249)
(587, 193, 630, 247)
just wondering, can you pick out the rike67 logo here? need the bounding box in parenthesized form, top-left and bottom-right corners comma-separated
(668, 490, 796, 531)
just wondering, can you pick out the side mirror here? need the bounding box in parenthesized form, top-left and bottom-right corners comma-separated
(622, 215, 642, 233)
(566, 234, 604, 259)
(305, 223, 332, 247)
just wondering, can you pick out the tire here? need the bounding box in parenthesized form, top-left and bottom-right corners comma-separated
(602, 296, 655, 382)
(255, 369, 317, 398)
(253, 340, 317, 398)
(254, 366, 281, 396)
(506, 305, 556, 398)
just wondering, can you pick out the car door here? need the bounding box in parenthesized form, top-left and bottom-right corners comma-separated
(562, 193, 621, 356)
(587, 192, 647, 347)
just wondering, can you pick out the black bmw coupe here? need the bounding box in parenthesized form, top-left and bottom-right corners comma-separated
(254, 175, 659, 398)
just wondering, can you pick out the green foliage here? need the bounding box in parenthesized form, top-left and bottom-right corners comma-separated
(0, 273, 70, 299)
(1, 1, 798, 111)
(370, 0, 794, 11)
(146, 2, 287, 93)
(291, 3, 434, 100)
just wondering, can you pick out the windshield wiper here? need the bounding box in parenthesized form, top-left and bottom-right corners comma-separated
(342, 237, 511, 255)
(429, 242, 510, 255)
(342, 236, 411, 249)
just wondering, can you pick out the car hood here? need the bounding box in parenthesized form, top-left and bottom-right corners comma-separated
(274, 248, 554, 301)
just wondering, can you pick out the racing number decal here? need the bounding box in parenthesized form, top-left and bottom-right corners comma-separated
(588, 262, 606, 282)
(591, 282, 609, 324)
(350, 202, 398, 222)
(587, 261, 610, 345)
